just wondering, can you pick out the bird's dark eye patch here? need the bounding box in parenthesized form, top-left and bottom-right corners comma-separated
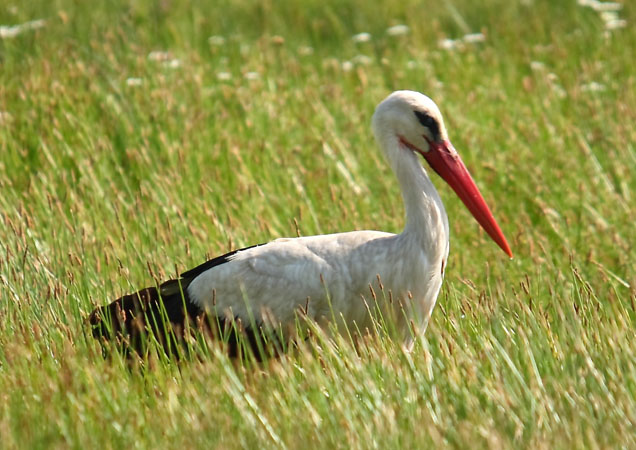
(414, 110, 441, 142)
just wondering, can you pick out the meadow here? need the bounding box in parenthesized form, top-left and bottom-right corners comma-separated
(1, 0, 635, 447)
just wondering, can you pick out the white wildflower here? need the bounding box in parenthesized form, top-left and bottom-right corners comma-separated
(600, 11, 627, 30)
(604, 19, 627, 30)
(125, 77, 143, 86)
(208, 35, 226, 46)
(463, 32, 486, 43)
(0, 18, 45, 38)
(439, 39, 462, 50)
(440, 31, 486, 50)
(352, 32, 371, 43)
(163, 59, 181, 69)
(600, 11, 620, 22)
(341, 61, 354, 72)
(216, 72, 232, 81)
(244, 71, 260, 80)
(578, 0, 622, 11)
(386, 24, 409, 36)
(594, 1, 622, 11)
(148, 51, 171, 61)
(530, 61, 546, 72)
(581, 82, 606, 92)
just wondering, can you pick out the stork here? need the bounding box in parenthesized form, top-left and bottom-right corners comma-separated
(89, 90, 512, 358)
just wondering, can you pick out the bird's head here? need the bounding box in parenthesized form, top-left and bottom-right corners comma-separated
(372, 90, 513, 258)
(372, 90, 448, 153)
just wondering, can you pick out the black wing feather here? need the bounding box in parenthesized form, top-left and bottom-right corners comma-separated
(179, 243, 263, 281)
(89, 243, 277, 360)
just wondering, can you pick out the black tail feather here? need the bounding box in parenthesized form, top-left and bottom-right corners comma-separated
(89, 279, 282, 360)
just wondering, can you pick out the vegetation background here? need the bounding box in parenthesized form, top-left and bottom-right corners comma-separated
(1, 0, 634, 447)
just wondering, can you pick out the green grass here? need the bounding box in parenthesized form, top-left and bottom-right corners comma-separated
(1, 0, 635, 447)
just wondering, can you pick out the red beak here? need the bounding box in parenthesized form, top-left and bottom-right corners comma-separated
(420, 139, 513, 258)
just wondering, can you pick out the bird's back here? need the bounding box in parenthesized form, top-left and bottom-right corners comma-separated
(187, 230, 399, 329)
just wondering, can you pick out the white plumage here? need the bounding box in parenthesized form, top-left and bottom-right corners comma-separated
(91, 90, 511, 355)
(188, 230, 439, 346)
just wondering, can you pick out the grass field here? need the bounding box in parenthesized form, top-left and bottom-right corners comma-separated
(1, 0, 635, 447)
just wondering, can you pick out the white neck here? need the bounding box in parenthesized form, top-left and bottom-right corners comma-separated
(382, 135, 450, 259)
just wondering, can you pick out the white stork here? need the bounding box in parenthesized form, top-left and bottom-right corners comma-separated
(90, 90, 512, 358)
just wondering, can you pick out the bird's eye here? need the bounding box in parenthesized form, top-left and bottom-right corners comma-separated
(414, 110, 441, 142)
(414, 110, 434, 128)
